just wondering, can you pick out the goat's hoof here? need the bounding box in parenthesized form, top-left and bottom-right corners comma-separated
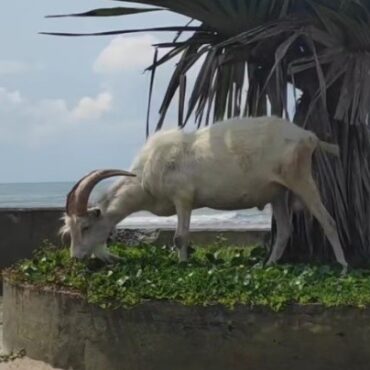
(178, 254, 189, 263)
(340, 265, 348, 276)
(109, 255, 124, 264)
(264, 259, 276, 267)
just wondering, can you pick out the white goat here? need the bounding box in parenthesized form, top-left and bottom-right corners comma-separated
(61, 116, 348, 273)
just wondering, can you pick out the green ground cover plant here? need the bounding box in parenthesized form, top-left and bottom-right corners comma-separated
(4, 244, 370, 311)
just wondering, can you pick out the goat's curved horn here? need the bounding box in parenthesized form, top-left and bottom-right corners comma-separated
(66, 169, 136, 216)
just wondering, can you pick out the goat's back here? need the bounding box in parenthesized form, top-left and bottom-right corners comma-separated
(132, 116, 317, 208)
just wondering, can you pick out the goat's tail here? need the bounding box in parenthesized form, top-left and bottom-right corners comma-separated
(318, 140, 340, 157)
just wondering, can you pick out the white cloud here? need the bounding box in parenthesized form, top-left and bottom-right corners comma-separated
(0, 87, 114, 147)
(0, 60, 36, 75)
(93, 35, 158, 74)
(0, 87, 23, 104)
(0, 85, 146, 182)
(72, 92, 113, 121)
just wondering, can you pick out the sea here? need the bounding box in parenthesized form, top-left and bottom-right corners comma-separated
(0, 182, 271, 230)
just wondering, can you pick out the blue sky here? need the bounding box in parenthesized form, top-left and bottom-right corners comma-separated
(0, 1, 189, 183)
(1, 1, 298, 184)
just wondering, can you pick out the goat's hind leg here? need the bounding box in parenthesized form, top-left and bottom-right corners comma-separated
(174, 203, 192, 262)
(290, 178, 348, 274)
(266, 194, 291, 266)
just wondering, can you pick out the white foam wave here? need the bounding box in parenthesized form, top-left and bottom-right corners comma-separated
(119, 208, 272, 230)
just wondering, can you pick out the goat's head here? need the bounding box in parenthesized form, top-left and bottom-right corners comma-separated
(61, 169, 136, 260)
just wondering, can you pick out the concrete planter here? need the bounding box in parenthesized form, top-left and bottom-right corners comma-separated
(3, 278, 370, 370)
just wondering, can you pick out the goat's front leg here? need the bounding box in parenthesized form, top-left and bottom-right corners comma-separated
(174, 203, 192, 262)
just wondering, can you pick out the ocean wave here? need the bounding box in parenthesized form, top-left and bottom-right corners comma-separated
(119, 208, 271, 230)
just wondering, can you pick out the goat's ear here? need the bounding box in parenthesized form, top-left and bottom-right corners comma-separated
(88, 208, 101, 218)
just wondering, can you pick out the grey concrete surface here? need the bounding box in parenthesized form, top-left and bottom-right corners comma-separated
(112, 227, 270, 248)
(0, 208, 65, 270)
(4, 279, 370, 370)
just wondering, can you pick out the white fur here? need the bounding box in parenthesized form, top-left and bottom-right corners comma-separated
(63, 116, 348, 272)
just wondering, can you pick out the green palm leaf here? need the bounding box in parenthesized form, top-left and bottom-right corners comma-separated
(46, 7, 163, 18)
(40, 25, 208, 38)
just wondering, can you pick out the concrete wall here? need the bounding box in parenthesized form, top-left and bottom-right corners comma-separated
(4, 280, 370, 370)
(112, 228, 269, 248)
(0, 208, 65, 272)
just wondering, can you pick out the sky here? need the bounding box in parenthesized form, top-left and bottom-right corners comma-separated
(0, 1, 190, 183)
(1, 1, 298, 184)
